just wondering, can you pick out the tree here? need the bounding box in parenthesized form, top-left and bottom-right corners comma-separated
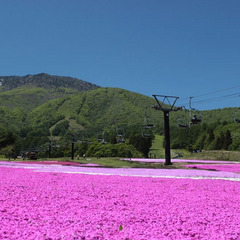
(214, 132, 225, 150)
(129, 134, 152, 158)
(208, 128, 215, 142)
(0, 130, 16, 149)
(223, 130, 232, 150)
(52, 120, 69, 136)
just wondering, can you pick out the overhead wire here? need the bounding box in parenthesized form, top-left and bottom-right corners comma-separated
(176, 84, 240, 109)
(178, 93, 240, 107)
(192, 93, 240, 105)
(193, 85, 240, 98)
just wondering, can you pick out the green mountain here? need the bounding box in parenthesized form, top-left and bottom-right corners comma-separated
(0, 73, 100, 112)
(27, 87, 159, 134)
(0, 73, 240, 157)
(0, 73, 99, 92)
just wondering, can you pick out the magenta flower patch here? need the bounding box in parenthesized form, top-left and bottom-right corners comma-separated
(1, 165, 240, 239)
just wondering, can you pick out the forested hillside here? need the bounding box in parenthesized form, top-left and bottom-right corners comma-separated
(170, 122, 240, 152)
(0, 73, 239, 158)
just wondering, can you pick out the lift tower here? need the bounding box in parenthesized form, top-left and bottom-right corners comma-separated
(71, 136, 75, 160)
(153, 95, 180, 165)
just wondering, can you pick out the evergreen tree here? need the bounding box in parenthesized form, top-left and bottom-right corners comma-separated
(208, 128, 215, 142)
(129, 134, 152, 158)
(223, 130, 232, 150)
(214, 132, 225, 150)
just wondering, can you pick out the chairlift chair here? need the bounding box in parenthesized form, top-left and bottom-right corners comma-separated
(145, 123, 154, 129)
(142, 126, 152, 138)
(144, 114, 154, 129)
(189, 114, 202, 125)
(97, 137, 104, 141)
(117, 137, 125, 143)
(233, 109, 240, 123)
(97, 134, 104, 142)
(142, 133, 151, 138)
(177, 107, 189, 128)
(177, 117, 189, 128)
(116, 127, 124, 137)
(116, 126, 125, 143)
(189, 97, 202, 125)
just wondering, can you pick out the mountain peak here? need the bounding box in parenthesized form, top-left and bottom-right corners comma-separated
(0, 73, 100, 92)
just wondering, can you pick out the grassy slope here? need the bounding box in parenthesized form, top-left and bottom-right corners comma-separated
(149, 135, 165, 158)
(28, 87, 240, 140)
(28, 87, 160, 132)
(184, 150, 240, 161)
(149, 135, 192, 159)
(1, 85, 240, 132)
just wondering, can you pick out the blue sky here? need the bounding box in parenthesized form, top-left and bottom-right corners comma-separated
(0, 0, 240, 110)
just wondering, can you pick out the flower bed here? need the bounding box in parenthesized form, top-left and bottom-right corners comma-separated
(1, 166, 240, 239)
(1, 161, 240, 180)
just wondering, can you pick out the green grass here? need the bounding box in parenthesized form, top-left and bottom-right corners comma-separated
(185, 150, 240, 162)
(149, 135, 192, 159)
(0, 156, 185, 169)
(149, 135, 165, 158)
(148, 134, 240, 161)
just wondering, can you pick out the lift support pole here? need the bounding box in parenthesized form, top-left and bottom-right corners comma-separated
(71, 136, 75, 160)
(153, 95, 180, 165)
(163, 110, 171, 165)
(48, 140, 52, 158)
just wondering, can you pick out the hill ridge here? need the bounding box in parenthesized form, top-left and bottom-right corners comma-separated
(0, 73, 100, 92)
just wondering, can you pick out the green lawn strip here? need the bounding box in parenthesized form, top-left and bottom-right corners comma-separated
(0, 156, 187, 169)
(149, 135, 192, 159)
(149, 135, 165, 158)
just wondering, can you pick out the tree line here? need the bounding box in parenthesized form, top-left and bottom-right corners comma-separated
(169, 121, 239, 152)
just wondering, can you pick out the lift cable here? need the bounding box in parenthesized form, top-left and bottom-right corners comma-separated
(176, 84, 240, 107)
(193, 85, 240, 98)
(192, 93, 240, 105)
(177, 92, 240, 108)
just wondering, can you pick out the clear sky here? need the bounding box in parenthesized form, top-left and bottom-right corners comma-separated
(0, 0, 240, 110)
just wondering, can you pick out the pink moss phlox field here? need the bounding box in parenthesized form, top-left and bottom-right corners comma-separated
(185, 164, 240, 173)
(122, 158, 236, 164)
(1, 167, 240, 239)
(1, 161, 240, 180)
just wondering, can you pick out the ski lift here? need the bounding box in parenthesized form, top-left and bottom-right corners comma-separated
(177, 107, 189, 128)
(189, 97, 202, 125)
(102, 140, 107, 144)
(97, 134, 107, 144)
(142, 127, 152, 138)
(144, 114, 154, 129)
(116, 126, 124, 137)
(97, 133, 104, 142)
(145, 123, 154, 129)
(233, 108, 240, 123)
(116, 126, 125, 143)
(235, 119, 240, 123)
(117, 138, 125, 143)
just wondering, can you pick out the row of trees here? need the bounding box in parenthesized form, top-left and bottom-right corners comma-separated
(0, 123, 154, 159)
(1, 118, 240, 159)
(170, 121, 238, 152)
(45, 132, 153, 158)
